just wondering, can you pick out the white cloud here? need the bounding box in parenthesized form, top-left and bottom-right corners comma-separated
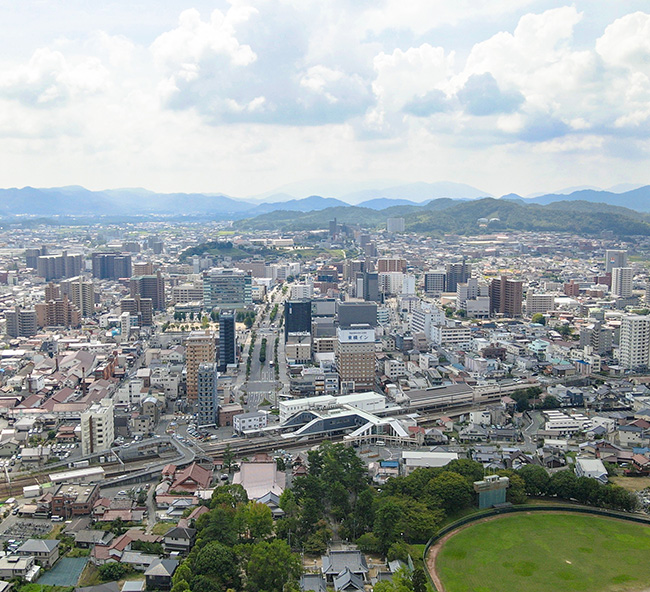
(0, 47, 109, 106)
(0, 2, 649, 197)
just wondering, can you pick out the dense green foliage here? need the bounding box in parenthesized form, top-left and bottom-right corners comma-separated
(235, 198, 650, 236)
(170, 485, 301, 592)
(179, 240, 278, 261)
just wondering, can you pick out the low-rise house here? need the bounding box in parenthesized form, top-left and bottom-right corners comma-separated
(18, 539, 60, 568)
(74, 530, 115, 549)
(163, 526, 196, 555)
(575, 457, 608, 484)
(170, 463, 212, 493)
(144, 558, 178, 590)
(0, 555, 39, 581)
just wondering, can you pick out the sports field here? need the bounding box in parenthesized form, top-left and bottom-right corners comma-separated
(434, 512, 650, 592)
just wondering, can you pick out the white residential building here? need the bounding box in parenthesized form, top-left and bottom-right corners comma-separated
(80, 399, 115, 456)
(612, 267, 633, 298)
(526, 293, 556, 315)
(619, 315, 650, 370)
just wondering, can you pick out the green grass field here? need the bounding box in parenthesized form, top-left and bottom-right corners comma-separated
(436, 513, 650, 592)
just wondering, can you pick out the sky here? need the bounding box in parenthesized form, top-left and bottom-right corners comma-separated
(1, 0, 650, 198)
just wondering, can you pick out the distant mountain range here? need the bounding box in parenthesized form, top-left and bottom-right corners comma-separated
(236, 196, 650, 237)
(0, 183, 649, 224)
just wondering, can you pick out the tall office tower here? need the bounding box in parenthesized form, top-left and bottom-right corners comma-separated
(35, 296, 81, 328)
(197, 362, 219, 426)
(284, 300, 312, 340)
(203, 268, 252, 309)
(619, 315, 650, 370)
(402, 274, 416, 295)
(329, 218, 338, 238)
(218, 313, 237, 372)
(335, 324, 376, 392)
(61, 276, 95, 316)
(80, 399, 115, 455)
(386, 217, 405, 233)
(364, 242, 378, 258)
(611, 267, 633, 298)
(5, 305, 37, 338)
(424, 270, 446, 296)
(25, 246, 47, 270)
(130, 270, 165, 310)
(445, 261, 471, 293)
(377, 258, 407, 273)
(185, 331, 216, 402)
(132, 262, 154, 276)
(337, 301, 377, 327)
(121, 295, 154, 326)
(343, 259, 365, 282)
(150, 239, 164, 254)
(36, 251, 83, 281)
(605, 250, 628, 273)
(92, 252, 132, 279)
(362, 271, 380, 302)
(489, 276, 523, 317)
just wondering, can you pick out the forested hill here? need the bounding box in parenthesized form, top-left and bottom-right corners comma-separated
(235, 197, 650, 236)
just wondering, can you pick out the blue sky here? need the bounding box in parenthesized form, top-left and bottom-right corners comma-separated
(1, 1, 649, 198)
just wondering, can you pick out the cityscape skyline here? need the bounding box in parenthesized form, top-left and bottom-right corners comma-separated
(1, 1, 649, 198)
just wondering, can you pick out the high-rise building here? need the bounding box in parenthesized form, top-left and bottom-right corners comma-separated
(121, 295, 154, 326)
(197, 362, 219, 426)
(61, 276, 95, 317)
(379, 272, 404, 295)
(35, 296, 81, 328)
(284, 300, 312, 340)
(377, 258, 407, 273)
(5, 305, 37, 338)
(386, 217, 405, 233)
(526, 293, 556, 316)
(130, 270, 165, 310)
(171, 284, 204, 305)
(335, 324, 376, 392)
(45, 282, 61, 302)
(80, 399, 115, 455)
(337, 301, 377, 327)
(446, 261, 471, 293)
(457, 278, 490, 318)
(611, 267, 633, 298)
(133, 262, 154, 276)
(185, 331, 216, 402)
(36, 251, 83, 281)
(424, 270, 446, 296)
(489, 276, 523, 317)
(620, 315, 650, 370)
(25, 246, 47, 270)
(92, 252, 132, 280)
(605, 250, 628, 273)
(203, 268, 252, 309)
(218, 313, 237, 372)
(362, 271, 380, 302)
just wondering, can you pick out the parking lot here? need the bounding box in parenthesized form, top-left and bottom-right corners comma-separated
(0, 516, 53, 552)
